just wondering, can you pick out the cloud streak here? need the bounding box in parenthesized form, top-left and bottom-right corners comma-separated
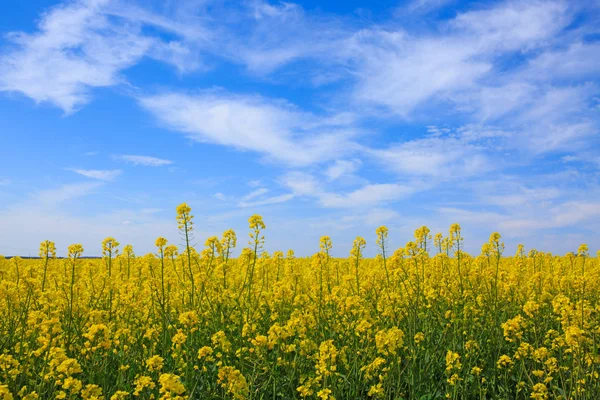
(67, 168, 122, 181)
(139, 90, 360, 166)
(115, 155, 173, 167)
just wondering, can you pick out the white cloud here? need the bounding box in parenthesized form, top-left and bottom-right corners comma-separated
(281, 172, 322, 196)
(371, 133, 493, 179)
(471, 177, 565, 208)
(0, 178, 10, 186)
(471, 83, 537, 121)
(401, 0, 456, 15)
(248, 180, 263, 188)
(32, 182, 104, 206)
(241, 188, 269, 202)
(67, 168, 122, 181)
(0, 0, 202, 113)
(524, 42, 600, 81)
(221, 1, 349, 75)
(451, 83, 598, 154)
(436, 177, 600, 243)
(498, 201, 600, 232)
(348, 31, 491, 117)
(307, 208, 401, 233)
(214, 192, 228, 201)
(238, 194, 294, 208)
(237, 185, 295, 209)
(561, 155, 579, 163)
(345, 1, 572, 117)
(282, 171, 414, 208)
(115, 154, 173, 166)
(451, 0, 570, 52)
(324, 159, 361, 181)
(139, 91, 359, 166)
(512, 85, 598, 153)
(319, 183, 414, 208)
(362, 208, 401, 226)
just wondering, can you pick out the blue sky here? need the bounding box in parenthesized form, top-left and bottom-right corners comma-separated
(0, 0, 599, 257)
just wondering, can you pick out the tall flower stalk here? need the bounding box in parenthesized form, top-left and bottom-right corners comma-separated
(39, 240, 56, 292)
(246, 215, 265, 308)
(376, 226, 390, 288)
(350, 237, 366, 296)
(177, 203, 195, 307)
(66, 243, 83, 349)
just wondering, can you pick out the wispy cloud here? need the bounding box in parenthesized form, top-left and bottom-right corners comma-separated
(67, 168, 122, 181)
(0, 0, 204, 113)
(0, 178, 10, 186)
(324, 159, 361, 181)
(241, 188, 269, 202)
(214, 192, 231, 201)
(238, 193, 294, 208)
(282, 171, 416, 208)
(369, 124, 509, 180)
(33, 181, 104, 205)
(347, 1, 572, 117)
(319, 184, 415, 208)
(400, 0, 456, 15)
(139, 90, 360, 166)
(115, 154, 173, 167)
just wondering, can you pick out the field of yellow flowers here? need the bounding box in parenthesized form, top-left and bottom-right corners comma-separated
(0, 203, 598, 399)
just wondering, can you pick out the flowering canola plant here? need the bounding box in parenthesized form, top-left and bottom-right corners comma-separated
(0, 204, 598, 399)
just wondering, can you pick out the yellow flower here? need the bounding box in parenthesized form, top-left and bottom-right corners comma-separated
(211, 331, 232, 353)
(158, 373, 185, 396)
(565, 325, 587, 348)
(133, 376, 155, 396)
(0, 385, 13, 400)
(81, 384, 103, 400)
(361, 357, 386, 380)
(176, 203, 194, 231)
(172, 331, 187, 346)
(501, 315, 525, 342)
(297, 384, 313, 398)
(497, 355, 514, 369)
(155, 237, 168, 249)
(217, 367, 249, 400)
(375, 327, 404, 356)
(523, 301, 540, 318)
(350, 237, 367, 259)
(316, 340, 338, 377)
(102, 237, 120, 257)
(530, 383, 548, 400)
(110, 391, 129, 400)
(67, 244, 84, 258)
(56, 358, 82, 376)
(414, 332, 425, 345)
(39, 240, 57, 258)
(62, 377, 82, 394)
(248, 215, 266, 231)
(445, 351, 461, 373)
(317, 388, 334, 400)
(367, 383, 384, 398)
(198, 346, 214, 359)
(146, 355, 164, 372)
